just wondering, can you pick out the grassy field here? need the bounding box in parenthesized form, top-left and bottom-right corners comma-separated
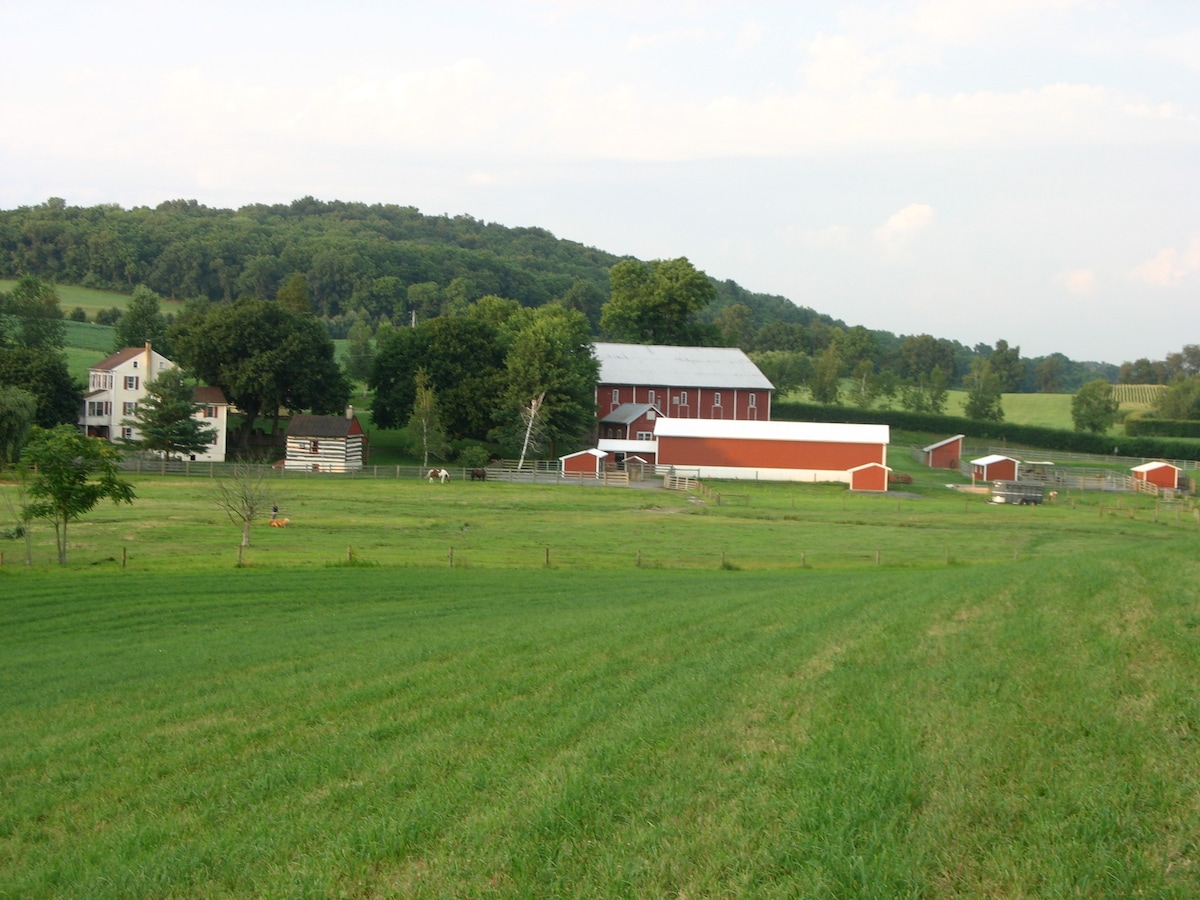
(2, 473, 1199, 896)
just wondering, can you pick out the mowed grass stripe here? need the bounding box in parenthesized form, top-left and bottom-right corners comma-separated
(3, 547, 1199, 896)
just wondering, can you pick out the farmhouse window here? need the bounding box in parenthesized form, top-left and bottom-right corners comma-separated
(124, 376, 139, 390)
(309, 440, 319, 454)
(204, 405, 217, 418)
(86, 401, 103, 417)
(123, 402, 136, 415)
(121, 427, 133, 440)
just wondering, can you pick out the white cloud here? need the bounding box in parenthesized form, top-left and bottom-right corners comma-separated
(1055, 269, 1096, 295)
(732, 20, 766, 55)
(1130, 237, 1200, 288)
(875, 204, 935, 259)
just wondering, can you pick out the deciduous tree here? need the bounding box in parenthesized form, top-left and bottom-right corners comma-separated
(113, 285, 169, 354)
(0, 387, 37, 467)
(600, 257, 715, 345)
(21, 425, 135, 564)
(169, 299, 351, 449)
(1072, 379, 1121, 433)
(403, 368, 449, 469)
(964, 359, 1005, 422)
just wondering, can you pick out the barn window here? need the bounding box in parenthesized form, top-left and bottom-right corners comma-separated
(309, 440, 319, 454)
(637, 431, 653, 441)
(678, 391, 688, 406)
(713, 392, 721, 406)
(647, 390, 656, 404)
(612, 388, 619, 404)
(748, 393, 756, 408)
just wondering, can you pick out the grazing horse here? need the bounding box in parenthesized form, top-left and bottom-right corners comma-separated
(427, 468, 450, 483)
(469, 468, 488, 482)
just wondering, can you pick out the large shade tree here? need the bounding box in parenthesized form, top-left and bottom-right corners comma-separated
(600, 257, 716, 345)
(498, 305, 599, 456)
(113, 285, 170, 355)
(0, 346, 82, 427)
(371, 316, 506, 440)
(169, 299, 351, 449)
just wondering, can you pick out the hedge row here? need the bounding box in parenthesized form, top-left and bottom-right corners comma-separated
(772, 401, 1200, 461)
(1124, 417, 1200, 439)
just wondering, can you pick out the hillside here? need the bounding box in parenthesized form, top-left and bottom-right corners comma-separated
(0, 198, 1117, 389)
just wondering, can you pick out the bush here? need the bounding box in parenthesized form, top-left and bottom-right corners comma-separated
(455, 443, 491, 468)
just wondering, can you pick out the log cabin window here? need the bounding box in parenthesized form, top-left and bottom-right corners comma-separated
(309, 440, 319, 454)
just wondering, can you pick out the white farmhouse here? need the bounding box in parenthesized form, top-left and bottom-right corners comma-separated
(80, 343, 229, 462)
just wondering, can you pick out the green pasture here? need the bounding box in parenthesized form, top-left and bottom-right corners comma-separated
(2, 475, 1199, 896)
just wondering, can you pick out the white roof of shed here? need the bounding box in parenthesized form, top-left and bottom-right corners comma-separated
(922, 434, 965, 452)
(593, 342, 774, 390)
(971, 453, 1017, 466)
(1131, 461, 1179, 472)
(654, 417, 889, 445)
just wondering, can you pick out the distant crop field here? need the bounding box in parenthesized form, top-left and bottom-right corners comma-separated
(1113, 383, 1165, 409)
(2, 475, 1198, 896)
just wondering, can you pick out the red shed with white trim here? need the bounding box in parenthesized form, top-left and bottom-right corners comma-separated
(1131, 461, 1180, 490)
(971, 454, 1018, 483)
(561, 448, 609, 478)
(922, 434, 964, 470)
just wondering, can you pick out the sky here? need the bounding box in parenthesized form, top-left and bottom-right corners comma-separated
(2, 1, 1198, 365)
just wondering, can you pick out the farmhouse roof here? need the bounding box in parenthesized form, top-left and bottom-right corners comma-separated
(922, 434, 965, 452)
(287, 413, 362, 438)
(600, 402, 663, 425)
(192, 386, 227, 405)
(593, 342, 774, 390)
(92, 346, 153, 371)
(654, 417, 889, 445)
(971, 453, 1016, 466)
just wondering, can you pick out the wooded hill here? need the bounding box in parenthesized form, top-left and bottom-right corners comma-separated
(0, 197, 1115, 390)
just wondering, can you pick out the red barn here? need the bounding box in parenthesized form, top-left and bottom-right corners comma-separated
(594, 342, 774, 422)
(654, 418, 890, 489)
(921, 434, 965, 470)
(971, 454, 1018, 483)
(1131, 461, 1180, 490)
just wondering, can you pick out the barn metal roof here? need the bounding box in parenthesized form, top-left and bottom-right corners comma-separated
(600, 402, 663, 425)
(654, 417, 889, 445)
(593, 342, 774, 390)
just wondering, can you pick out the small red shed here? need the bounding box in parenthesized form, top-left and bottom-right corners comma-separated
(971, 454, 1018, 483)
(561, 448, 609, 478)
(1131, 461, 1180, 490)
(922, 434, 964, 470)
(848, 462, 891, 492)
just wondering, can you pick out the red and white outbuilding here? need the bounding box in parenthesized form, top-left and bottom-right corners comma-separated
(653, 418, 890, 489)
(921, 434, 965, 470)
(561, 448, 609, 479)
(1131, 461, 1181, 490)
(971, 454, 1018, 483)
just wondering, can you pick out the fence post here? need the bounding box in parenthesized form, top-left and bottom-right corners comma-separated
(449, 546, 454, 568)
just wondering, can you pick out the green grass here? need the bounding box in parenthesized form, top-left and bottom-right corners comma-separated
(0, 279, 186, 320)
(2, 495, 1199, 895)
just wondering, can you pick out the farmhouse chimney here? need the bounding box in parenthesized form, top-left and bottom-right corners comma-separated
(144, 341, 153, 372)
(346, 405, 354, 420)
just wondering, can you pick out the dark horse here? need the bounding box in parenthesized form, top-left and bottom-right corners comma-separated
(469, 468, 488, 482)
